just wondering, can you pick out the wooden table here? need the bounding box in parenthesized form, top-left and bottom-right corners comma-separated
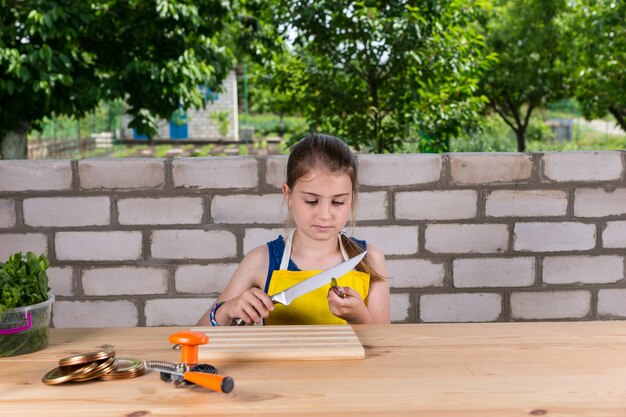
(2, 322, 626, 416)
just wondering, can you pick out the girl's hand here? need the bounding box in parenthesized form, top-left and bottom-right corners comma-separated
(220, 288, 274, 325)
(327, 286, 371, 324)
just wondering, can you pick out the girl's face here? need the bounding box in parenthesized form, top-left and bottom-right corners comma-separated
(282, 167, 353, 241)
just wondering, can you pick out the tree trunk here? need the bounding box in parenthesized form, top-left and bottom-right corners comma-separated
(0, 121, 30, 160)
(608, 106, 626, 133)
(515, 129, 526, 152)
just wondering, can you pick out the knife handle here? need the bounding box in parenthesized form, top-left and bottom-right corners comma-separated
(231, 296, 279, 326)
(184, 371, 234, 393)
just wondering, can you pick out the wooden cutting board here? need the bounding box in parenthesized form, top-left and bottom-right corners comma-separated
(191, 325, 364, 361)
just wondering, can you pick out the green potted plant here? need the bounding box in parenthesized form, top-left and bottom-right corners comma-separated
(0, 252, 54, 357)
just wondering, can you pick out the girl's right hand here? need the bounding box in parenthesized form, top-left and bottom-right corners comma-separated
(222, 288, 274, 325)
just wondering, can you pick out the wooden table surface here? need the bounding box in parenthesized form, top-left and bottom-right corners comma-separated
(1, 322, 626, 416)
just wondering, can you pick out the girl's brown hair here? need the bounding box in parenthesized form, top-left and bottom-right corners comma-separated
(285, 133, 385, 281)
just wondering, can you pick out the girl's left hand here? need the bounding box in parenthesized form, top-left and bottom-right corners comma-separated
(327, 286, 371, 324)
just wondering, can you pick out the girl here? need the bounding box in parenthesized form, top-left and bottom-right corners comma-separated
(199, 134, 390, 326)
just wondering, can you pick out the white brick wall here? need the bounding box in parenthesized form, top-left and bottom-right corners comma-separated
(597, 289, 626, 318)
(386, 259, 445, 288)
(354, 226, 419, 255)
(486, 190, 568, 217)
(543, 152, 623, 182)
(0, 160, 71, 191)
(145, 297, 215, 326)
(56, 231, 142, 261)
(1, 152, 625, 327)
(212, 194, 286, 224)
(453, 258, 535, 288)
(0, 233, 48, 262)
(574, 188, 626, 217)
(53, 300, 139, 327)
(24, 197, 110, 227)
(79, 159, 164, 189)
(151, 229, 236, 259)
(420, 293, 502, 322)
(603, 221, 626, 248)
(82, 267, 169, 295)
(358, 154, 441, 185)
(390, 293, 411, 322)
(513, 222, 596, 252)
(542, 256, 624, 285)
(172, 157, 258, 189)
(175, 264, 237, 294)
(47, 267, 73, 296)
(396, 190, 477, 220)
(118, 197, 204, 225)
(450, 154, 533, 185)
(510, 291, 591, 320)
(425, 224, 508, 254)
(0, 199, 16, 227)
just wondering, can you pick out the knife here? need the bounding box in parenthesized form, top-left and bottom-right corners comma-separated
(233, 250, 367, 325)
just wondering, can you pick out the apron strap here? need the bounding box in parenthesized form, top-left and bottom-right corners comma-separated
(279, 229, 349, 271)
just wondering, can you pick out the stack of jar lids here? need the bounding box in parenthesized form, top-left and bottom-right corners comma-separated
(42, 348, 144, 385)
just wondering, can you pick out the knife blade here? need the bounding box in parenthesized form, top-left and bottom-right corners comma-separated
(233, 250, 366, 325)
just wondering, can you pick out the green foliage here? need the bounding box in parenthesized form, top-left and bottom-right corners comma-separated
(264, 1, 492, 153)
(0, 252, 50, 314)
(0, 0, 236, 152)
(563, 1, 626, 132)
(209, 110, 231, 137)
(480, 0, 569, 151)
(238, 144, 249, 155)
(243, 113, 307, 138)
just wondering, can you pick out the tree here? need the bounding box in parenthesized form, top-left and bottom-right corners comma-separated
(565, 0, 626, 132)
(479, 0, 568, 152)
(264, 0, 492, 153)
(0, 0, 236, 159)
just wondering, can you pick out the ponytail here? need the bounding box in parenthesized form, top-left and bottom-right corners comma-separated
(340, 234, 386, 281)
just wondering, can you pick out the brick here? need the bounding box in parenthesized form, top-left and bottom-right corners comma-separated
(0, 160, 72, 191)
(53, 301, 138, 328)
(212, 194, 286, 224)
(543, 151, 623, 182)
(244, 228, 284, 254)
(82, 267, 168, 295)
(145, 297, 215, 326)
(266, 156, 288, 188)
(425, 224, 508, 254)
(56, 231, 142, 261)
(486, 190, 567, 217)
(118, 197, 203, 225)
(390, 293, 411, 322)
(603, 221, 626, 248)
(79, 159, 164, 189)
(386, 259, 445, 288)
(513, 222, 596, 252)
(358, 154, 442, 186)
(172, 157, 258, 189)
(542, 256, 624, 285)
(453, 258, 535, 288)
(175, 264, 238, 294)
(511, 291, 591, 320)
(598, 289, 626, 318)
(0, 199, 16, 228)
(0, 233, 47, 262)
(23, 197, 110, 227)
(47, 267, 73, 296)
(450, 154, 533, 185)
(356, 191, 388, 221)
(420, 293, 502, 322)
(396, 190, 477, 220)
(574, 188, 626, 217)
(151, 229, 236, 259)
(354, 226, 419, 255)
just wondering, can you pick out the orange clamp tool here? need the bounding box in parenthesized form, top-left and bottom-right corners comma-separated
(169, 331, 208, 366)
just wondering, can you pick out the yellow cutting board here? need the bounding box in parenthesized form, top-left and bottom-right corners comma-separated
(191, 325, 364, 361)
